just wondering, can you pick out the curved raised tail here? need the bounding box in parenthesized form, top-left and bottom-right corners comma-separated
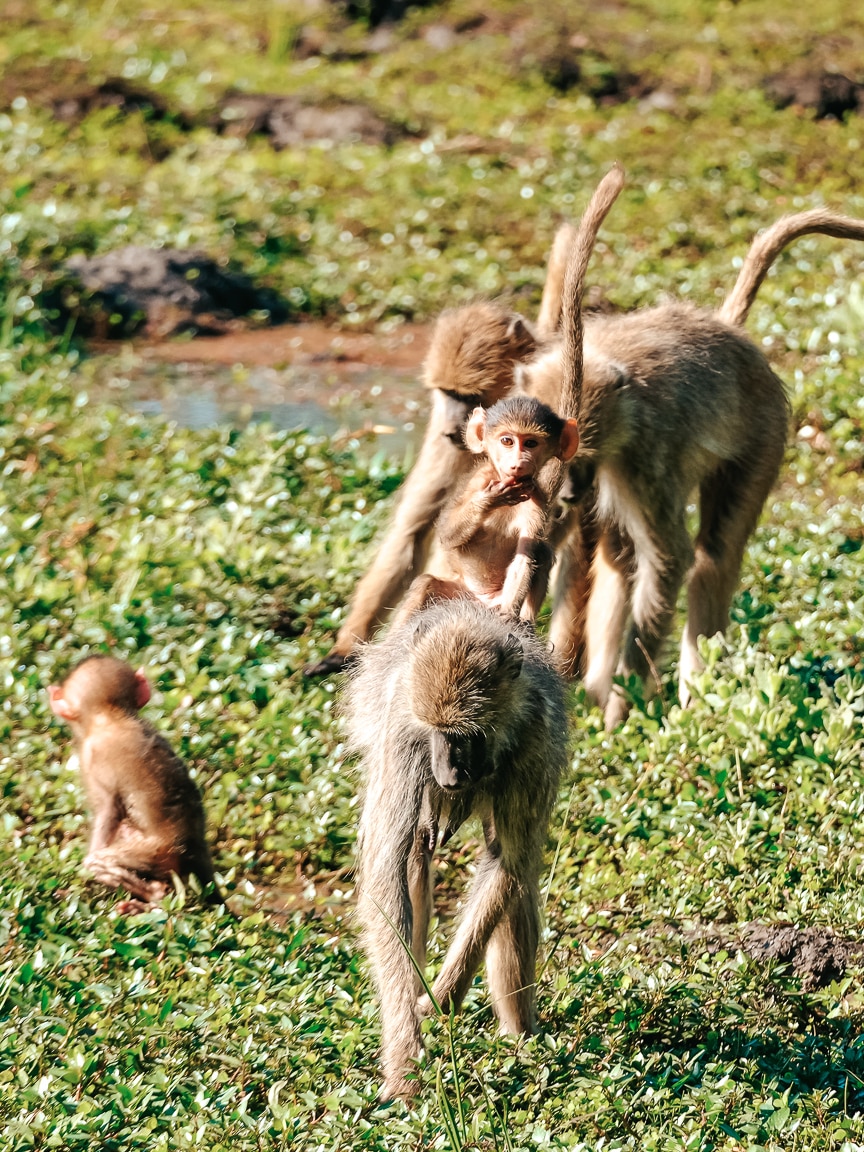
(559, 163, 626, 422)
(536, 221, 577, 338)
(719, 208, 864, 328)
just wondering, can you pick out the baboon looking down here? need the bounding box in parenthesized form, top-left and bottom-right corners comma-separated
(345, 599, 569, 1100)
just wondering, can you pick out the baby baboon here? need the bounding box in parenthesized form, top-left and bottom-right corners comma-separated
(393, 396, 580, 625)
(371, 166, 625, 630)
(48, 655, 218, 909)
(345, 599, 568, 1100)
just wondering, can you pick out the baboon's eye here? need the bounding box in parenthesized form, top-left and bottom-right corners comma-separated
(500, 435, 514, 447)
(524, 438, 539, 450)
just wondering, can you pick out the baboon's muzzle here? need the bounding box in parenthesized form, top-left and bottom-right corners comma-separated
(429, 728, 488, 790)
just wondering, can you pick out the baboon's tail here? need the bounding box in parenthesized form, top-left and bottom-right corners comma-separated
(559, 163, 626, 423)
(719, 208, 864, 328)
(536, 221, 577, 339)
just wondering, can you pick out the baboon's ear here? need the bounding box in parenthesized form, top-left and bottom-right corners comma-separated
(438, 390, 472, 445)
(506, 315, 534, 356)
(48, 684, 75, 720)
(133, 669, 151, 709)
(556, 418, 580, 462)
(500, 634, 523, 680)
(463, 407, 488, 454)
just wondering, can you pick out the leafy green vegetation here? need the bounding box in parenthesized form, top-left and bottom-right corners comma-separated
(1, 0, 864, 1147)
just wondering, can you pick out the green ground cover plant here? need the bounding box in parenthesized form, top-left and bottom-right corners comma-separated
(1, 0, 864, 1147)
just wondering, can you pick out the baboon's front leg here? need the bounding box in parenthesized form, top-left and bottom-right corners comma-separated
(607, 517, 692, 728)
(485, 881, 541, 1034)
(84, 851, 170, 902)
(304, 394, 472, 675)
(423, 849, 520, 1017)
(408, 816, 436, 970)
(357, 766, 427, 1100)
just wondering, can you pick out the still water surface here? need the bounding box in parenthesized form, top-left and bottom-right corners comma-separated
(85, 351, 427, 455)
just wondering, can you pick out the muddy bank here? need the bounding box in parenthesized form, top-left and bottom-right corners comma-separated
(138, 319, 431, 370)
(84, 320, 433, 447)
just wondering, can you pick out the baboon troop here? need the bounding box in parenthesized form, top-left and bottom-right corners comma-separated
(329, 188, 864, 1095)
(49, 655, 219, 910)
(307, 197, 864, 730)
(345, 599, 569, 1100)
(39, 156, 864, 1108)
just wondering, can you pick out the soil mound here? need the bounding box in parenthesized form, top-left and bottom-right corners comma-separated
(60, 247, 286, 338)
(764, 68, 864, 120)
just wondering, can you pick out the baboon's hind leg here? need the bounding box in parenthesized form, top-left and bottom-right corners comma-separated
(680, 448, 783, 704)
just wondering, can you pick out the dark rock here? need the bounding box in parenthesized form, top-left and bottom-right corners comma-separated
(764, 68, 864, 120)
(454, 15, 488, 34)
(213, 92, 404, 147)
(540, 47, 584, 94)
(60, 247, 286, 338)
(0, 67, 192, 147)
(741, 922, 863, 990)
(511, 26, 650, 105)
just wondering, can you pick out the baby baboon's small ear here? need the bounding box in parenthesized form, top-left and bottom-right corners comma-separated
(48, 684, 75, 721)
(463, 407, 488, 455)
(556, 418, 580, 462)
(133, 670, 152, 709)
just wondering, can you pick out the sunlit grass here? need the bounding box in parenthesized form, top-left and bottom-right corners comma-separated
(1, 0, 864, 1147)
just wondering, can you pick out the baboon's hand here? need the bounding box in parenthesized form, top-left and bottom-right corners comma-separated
(302, 650, 353, 678)
(485, 477, 535, 506)
(114, 898, 154, 916)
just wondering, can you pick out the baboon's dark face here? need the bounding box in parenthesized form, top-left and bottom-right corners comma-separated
(428, 728, 489, 791)
(559, 459, 596, 505)
(439, 390, 479, 446)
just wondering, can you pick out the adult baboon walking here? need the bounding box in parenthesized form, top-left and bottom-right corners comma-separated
(345, 599, 569, 1100)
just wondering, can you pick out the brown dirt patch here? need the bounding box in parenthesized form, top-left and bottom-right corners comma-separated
(212, 92, 408, 148)
(693, 921, 864, 990)
(741, 922, 864, 991)
(763, 68, 864, 120)
(136, 320, 432, 373)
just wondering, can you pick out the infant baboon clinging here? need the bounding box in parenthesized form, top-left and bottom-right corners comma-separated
(49, 655, 219, 909)
(393, 396, 580, 626)
(366, 165, 625, 631)
(345, 599, 568, 1100)
(301, 180, 600, 677)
